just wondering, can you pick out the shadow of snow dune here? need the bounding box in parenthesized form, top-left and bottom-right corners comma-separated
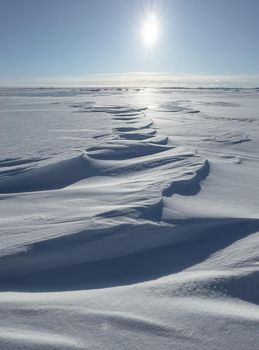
(0, 218, 258, 292)
(0, 154, 100, 193)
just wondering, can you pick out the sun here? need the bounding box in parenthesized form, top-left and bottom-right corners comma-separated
(141, 13, 160, 48)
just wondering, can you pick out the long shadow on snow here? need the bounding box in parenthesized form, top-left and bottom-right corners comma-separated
(0, 218, 258, 293)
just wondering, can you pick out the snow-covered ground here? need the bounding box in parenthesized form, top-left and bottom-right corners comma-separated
(0, 87, 259, 349)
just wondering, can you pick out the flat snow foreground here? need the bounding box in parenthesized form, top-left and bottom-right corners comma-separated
(0, 87, 259, 349)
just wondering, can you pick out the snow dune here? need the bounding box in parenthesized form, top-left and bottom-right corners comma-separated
(0, 87, 259, 349)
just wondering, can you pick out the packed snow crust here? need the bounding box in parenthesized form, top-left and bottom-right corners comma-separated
(0, 87, 259, 349)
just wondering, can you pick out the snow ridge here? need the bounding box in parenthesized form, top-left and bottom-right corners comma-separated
(0, 103, 210, 283)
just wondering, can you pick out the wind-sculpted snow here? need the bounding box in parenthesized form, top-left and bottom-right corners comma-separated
(0, 154, 98, 192)
(203, 132, 251, 144)
(0, 101, 210, 277)
(1, 218, 259, 292)
(153, 101, 200, 114)
(0, 88, 259, 350)
(72, 103, 147, 115)
(0, 105, 208, 195)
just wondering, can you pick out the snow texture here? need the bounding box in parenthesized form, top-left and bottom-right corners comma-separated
(0, 87, 259, 349)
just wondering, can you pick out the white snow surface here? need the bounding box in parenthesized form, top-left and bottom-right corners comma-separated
(0, 87, 259, 349)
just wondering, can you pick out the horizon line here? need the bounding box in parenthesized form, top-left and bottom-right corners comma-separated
(0, 72, 259, 88)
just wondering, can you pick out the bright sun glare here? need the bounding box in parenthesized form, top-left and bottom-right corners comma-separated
(141, 13, 160, 48)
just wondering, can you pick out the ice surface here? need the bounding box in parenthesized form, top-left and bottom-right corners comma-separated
(0, 87, 259, 349)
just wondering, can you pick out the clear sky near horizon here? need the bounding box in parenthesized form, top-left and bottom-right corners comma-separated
(0, 0, 258, 85)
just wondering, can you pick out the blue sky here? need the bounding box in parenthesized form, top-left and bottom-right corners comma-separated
(0, 0, 258, 84)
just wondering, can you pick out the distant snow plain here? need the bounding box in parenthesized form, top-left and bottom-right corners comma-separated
(0, 87, 258, 349)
